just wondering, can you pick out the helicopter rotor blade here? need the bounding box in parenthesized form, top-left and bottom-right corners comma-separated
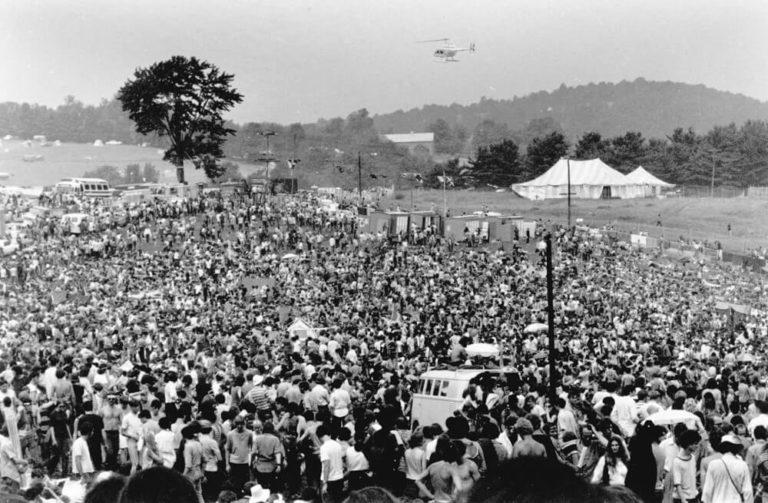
(416, 38, 450, 44)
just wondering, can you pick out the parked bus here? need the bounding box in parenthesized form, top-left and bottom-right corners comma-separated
(55, 178, 114, 197)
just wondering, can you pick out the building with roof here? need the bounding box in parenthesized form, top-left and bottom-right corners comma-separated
(382, 132, 434, 156)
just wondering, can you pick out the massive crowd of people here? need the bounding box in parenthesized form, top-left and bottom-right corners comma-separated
(0, 187, 766, 503)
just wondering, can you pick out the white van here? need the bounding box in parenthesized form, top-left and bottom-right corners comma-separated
(411, 367, 516, 428)
(61, 213, 90, 235)
(411, 369, 486, 428)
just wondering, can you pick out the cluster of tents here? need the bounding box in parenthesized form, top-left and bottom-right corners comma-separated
(512, 158, 674, 200)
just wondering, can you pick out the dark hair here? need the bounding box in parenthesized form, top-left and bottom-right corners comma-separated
(119, 467, 198, 503)
(338, 427, 352, 442)
(84, 474, 127, 503)
(482, 422, 500, 439)
(158, 417, 171, 430)
(678, 430, 702, 449)
(344, 486, 399, 503)
(78, 421, 94, 436)
(215, 490, 238, 503)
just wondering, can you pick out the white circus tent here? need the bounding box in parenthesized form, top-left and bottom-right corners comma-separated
(626, 166, 674, 197)
(512, 158, 644, 200)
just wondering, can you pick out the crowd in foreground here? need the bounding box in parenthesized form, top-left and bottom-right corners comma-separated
(0, 188, 767, 503)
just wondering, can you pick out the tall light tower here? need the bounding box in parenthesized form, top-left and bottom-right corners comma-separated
(257, 130, 276, 182)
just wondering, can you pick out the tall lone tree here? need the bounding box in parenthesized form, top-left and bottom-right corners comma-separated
(117, 56, 243, 183)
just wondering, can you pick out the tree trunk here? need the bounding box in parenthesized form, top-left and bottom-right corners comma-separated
(176, 166, 185, 184)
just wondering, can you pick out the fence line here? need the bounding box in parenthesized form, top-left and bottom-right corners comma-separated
(747, 186, 768, 198)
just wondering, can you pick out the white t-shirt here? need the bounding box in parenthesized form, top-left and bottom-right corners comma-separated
(121, 412, 142, 442)
(164, 382, 178, 404)
(329, 388, 351, 418)
(346, 445, 369, 472)
(319, 439, 345, 482)
(71, 437, 94, 474)
(155, 430, 177, 468)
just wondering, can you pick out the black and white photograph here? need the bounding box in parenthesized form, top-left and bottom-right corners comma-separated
(1, 1, 768, 502)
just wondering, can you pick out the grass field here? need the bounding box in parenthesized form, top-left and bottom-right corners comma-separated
(381, 189, 768, 252)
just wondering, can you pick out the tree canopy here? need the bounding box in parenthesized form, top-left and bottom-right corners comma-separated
(525, 131, 569, 179)
(117, 55, 243, 183)
(469, 140, 521, 187)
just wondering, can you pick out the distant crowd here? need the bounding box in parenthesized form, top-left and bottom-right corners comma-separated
(0, 188, 766, 503)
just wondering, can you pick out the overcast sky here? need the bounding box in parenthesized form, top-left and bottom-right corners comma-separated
(2, 0, 767, 124)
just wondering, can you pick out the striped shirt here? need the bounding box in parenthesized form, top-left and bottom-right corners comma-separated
(247, 386, 270, 410)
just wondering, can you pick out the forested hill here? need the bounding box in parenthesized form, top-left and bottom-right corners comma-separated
(372, 78, 768, 139)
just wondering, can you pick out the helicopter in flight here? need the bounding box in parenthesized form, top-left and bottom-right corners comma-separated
(417, 38, 476, 62)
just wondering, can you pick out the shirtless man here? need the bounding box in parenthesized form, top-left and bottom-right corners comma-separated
(428, 457, 458, 503)
(427, 440, 479, 503)
(452, 441, 481, 503)
(510, 418, 547, 458)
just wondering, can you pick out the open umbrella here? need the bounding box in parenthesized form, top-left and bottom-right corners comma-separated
(524, 322, 549, 334)
(466, 343, 499, 358)
(282, 253, 300, 260)
(644, 409, 698, 428)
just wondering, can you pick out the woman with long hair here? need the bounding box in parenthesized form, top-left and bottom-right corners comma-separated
(591, 435, 630, 487)
(625, 422, 663, 502)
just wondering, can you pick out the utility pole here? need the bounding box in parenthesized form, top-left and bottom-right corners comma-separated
(710, 152, 716, 198)
(545, 233, 557, 400)
(567, 158, 572, 228)
(357, 151, 362, 202)
(442, 167, 448, 217)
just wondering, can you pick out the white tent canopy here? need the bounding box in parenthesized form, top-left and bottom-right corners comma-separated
(512, 158, 644, 200)
(626, 166, 674, 187)
(626, 166, 674, 196)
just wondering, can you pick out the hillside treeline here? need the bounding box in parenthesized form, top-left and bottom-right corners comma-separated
(0, 96, 151, 144)
(2, 95, 767, 189)
(373, 78, 768, 140)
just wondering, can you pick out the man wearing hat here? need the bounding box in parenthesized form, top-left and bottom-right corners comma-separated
(701, 433, 753, 503)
